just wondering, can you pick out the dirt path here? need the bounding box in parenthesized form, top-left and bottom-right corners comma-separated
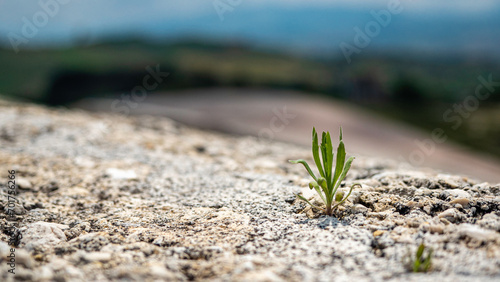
(74, 89, 500, 183)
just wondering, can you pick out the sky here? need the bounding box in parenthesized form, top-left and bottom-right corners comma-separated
(1, 0, 499, 58)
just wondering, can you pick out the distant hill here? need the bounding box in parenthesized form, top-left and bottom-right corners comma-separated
(1, 5, 500, 60)
(0, 39, 499, 159)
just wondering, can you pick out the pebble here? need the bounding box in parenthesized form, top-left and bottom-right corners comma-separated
(11, 204, 27, 215)
(437, 174, 463, 188)
(21, 222, 69, 251)
(16, 178, 33, 190)
(38, 266, 54, 280)
(82, 252, 112, 262)
(148, 263, 176, 279)
(66, 186, 90, 197)
(444, 189, 471, 200)
(438, 209, 459, 223)
(421, 223, 445, 234)
(450, 198, 470, 206)
(105, 168, 138, 180)
(351, 204, 369, 213)
(458, 224, 499, 243)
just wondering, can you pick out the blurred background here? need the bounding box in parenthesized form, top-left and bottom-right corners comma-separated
(1, 0, 500, 182)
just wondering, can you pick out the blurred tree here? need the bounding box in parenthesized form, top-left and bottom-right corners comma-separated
(391, 75, 425, 107)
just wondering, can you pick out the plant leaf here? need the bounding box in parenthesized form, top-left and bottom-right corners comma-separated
(317, 177, 329, 202)
(312, 128, 325, 178)
(335, 191, 344, 202)
(423, 249, 433, 272)
(309, 180, 327, 204)
(332, 183, 359, 209)
(325, 131, 334, 190)
(331, 156, 355, 197)
(295, 193, 325, 212)
(320, 132, 328, 182)
(289, 159, 317, 181)
(413, 259, 421, 273)
(416, 244, 425, 259)
(333, 127, 345, 187)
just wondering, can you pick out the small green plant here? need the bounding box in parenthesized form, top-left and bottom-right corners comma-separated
(406, 243, 433, 273)
(289, 127, 359, 216)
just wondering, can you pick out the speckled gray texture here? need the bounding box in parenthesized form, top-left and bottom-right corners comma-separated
(0, 100, 499, 281)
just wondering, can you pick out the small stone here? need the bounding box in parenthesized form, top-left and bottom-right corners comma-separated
(408, 219, 422, 228)
(406, 201, 422, 208)
(105, 168, 137, 180)
(444, 189, 471, 200)
(74, 157, 96, 168)
(481, 204, 490, 211)
(64, 266, 85, 279)
(16, 178, 33, 190)
(394, 219, 405, 226)
(437, 174, 461, 189)
(80, 222, 91, 232)
(46, 257, 70, 272)
(472, 182, 490, 193)
(82, 252, 112, 262)
(439, 217, 451, 225)
(438, 209, 459, 223)
(423, 205, 432, 214)
(21, 222, 69, 251)
(66, 186, 90, 197)
(37, 266, 54, 280)
(252, 158, 277, 169)
(11, 204, 27, 215)
(431, 225, 445, 234)
(450, 198, 469, 206)
(351, 204, 369, 213)
(458, 224, 499, 243)
(373, 230, 385, 237)
(367, 212, 388, 220)
(149, 263, 176, 279)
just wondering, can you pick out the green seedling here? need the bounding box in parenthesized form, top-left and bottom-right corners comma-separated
(289, 127, 359, 216)
(406, 243, 433, 273)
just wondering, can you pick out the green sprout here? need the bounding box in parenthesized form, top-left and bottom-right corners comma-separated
(406, 243, 433, 273)
(289, 127, 360, 216)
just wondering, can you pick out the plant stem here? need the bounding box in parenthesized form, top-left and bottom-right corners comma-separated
(326, 205, 332, 216)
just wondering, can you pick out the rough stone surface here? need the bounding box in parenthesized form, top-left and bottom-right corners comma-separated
(20, 222, 69, 251)
(0, 100, 499, 281)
